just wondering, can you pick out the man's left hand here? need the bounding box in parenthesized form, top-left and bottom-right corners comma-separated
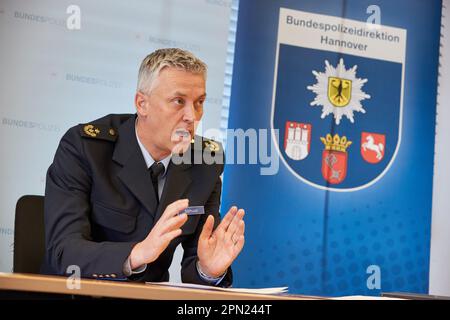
(197, 206, 245, 278)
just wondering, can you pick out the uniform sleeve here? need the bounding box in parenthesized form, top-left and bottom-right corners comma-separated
(179, 153, 233, 287)
(44, 127, 137, 280)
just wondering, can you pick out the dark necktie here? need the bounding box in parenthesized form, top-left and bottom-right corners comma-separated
(149, 162, 165, 205)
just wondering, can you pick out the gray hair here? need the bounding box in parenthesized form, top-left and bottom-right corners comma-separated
(137, 48, 207, 94)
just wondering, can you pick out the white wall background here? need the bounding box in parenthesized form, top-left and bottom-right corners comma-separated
(0, 0, 234, 282)
(429, 0, 450, 297)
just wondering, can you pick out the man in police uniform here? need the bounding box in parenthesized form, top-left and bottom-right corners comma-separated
(41, 48, 245, 286)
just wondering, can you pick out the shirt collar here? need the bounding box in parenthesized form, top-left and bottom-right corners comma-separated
(135, 119, 171, 177)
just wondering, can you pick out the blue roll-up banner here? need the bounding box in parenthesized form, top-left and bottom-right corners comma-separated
(222, 0, 442, 296)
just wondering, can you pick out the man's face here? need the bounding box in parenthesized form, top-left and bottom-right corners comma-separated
(136, 67, 206, 156)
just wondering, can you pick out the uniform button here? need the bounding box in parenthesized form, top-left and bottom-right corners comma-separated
(111, 274, 117, 278)
(98, 275, 103, 278)
(92, 274, 98, 278)
(105, 274, 110, 278)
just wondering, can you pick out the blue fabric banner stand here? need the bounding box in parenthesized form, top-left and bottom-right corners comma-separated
(222, 0, 442, 296)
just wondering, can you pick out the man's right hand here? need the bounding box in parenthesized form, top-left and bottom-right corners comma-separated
(129, 199, 189, 270)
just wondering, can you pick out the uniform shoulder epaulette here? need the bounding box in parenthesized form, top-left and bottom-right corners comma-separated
(202, 139, 222, 152)
(79, 123, 118, 142)
(190, 136, 222, 153)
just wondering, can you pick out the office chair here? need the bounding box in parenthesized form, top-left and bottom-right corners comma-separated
(13, 195, 45, 274)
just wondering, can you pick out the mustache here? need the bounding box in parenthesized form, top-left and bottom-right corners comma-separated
(174, 128, 194, 137)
